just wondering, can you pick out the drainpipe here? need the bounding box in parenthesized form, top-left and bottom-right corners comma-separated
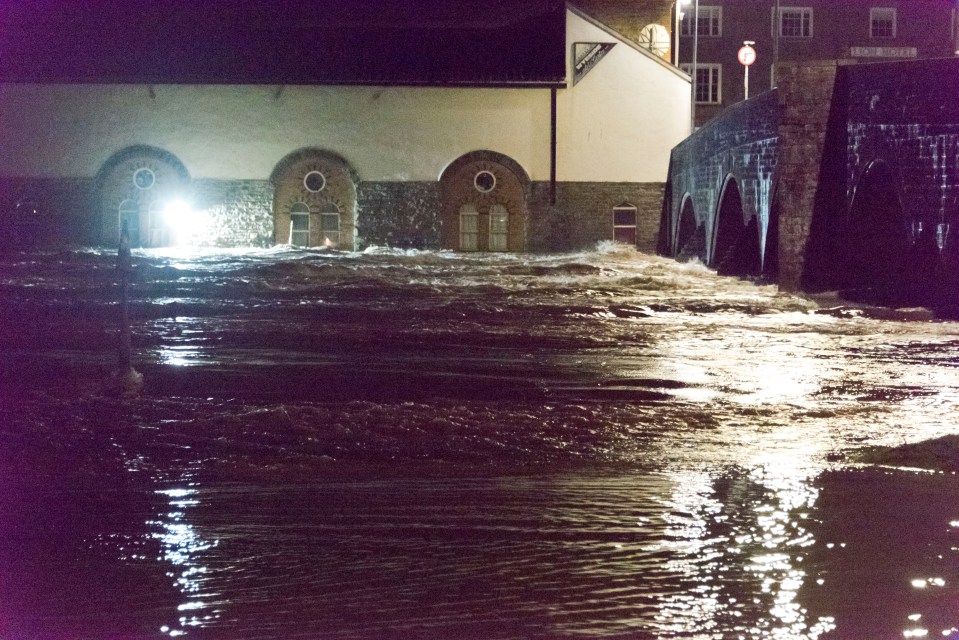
(550, 87, 557, 206)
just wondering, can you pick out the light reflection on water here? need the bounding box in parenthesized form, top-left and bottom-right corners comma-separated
(2, 246, 959, 638)
(150, 485, 219, 637)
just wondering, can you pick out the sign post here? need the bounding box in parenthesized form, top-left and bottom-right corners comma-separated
(738, 41, 756, 100)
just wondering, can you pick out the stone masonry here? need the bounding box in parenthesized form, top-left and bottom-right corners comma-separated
(775, 61, 839, 291)
(661, 56, 959, 310)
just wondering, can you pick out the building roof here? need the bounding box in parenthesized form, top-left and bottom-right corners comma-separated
(0, 0, 567, 87)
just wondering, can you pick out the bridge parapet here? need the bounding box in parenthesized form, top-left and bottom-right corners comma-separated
(660, 90, 779, 276)
(662, 57, 959, 311)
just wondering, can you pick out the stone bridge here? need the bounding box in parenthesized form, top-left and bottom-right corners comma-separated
(659, 59, 959, 311)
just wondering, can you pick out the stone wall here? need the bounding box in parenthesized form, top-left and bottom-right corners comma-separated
(529, 182, 665, 253)
(358, 182, 441, 249)
(775, 61, 839, 291)
(190, 179, 273, 247)
(662, 89, 780, 266)
(1, 174, 665, 254)
(843, 58, 959, 260)
(837, 57, 959, 305)
(0, 177, 95, 248)
(662, 56, 959, 307)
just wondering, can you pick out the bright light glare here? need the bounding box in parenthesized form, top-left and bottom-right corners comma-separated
(163, 200, 211, 246)
(164, 200, 193, 229)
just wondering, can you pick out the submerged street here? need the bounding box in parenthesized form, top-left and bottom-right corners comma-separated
(1, 244, 958, 639)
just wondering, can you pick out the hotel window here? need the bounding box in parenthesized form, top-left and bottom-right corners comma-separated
(459, 204, 479, 251)
(774, 7, 813, 38)
(290, 202, 310, 246)
(871, 8, 896, 38)
(681, 5, 722, 37)
(682, 64, 722, 104)
(612, 204, 638, 245)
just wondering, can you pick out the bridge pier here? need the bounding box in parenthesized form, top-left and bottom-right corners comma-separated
(662, 57, 959, 312)
(775, 62, 839, 292)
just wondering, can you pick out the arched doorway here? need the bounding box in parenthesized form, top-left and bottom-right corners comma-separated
(95, 146, 191, 247)
(846, 160, 909, 302)
(271, 149, 357, 250)
(711, 177, 762, 277)
(440, 151, 529, 252)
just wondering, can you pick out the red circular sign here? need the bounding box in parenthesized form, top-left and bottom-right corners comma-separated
(738, 45, 757, 66)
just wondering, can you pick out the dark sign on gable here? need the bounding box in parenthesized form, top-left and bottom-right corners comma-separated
(573, 42, 616, 86)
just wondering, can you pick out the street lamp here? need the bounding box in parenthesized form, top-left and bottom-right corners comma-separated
(691, 0, 699, 131)
(740, 40, 756, 100)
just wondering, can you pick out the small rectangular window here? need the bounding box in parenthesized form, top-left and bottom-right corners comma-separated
(681, 5, 722, 37)
(613, 205, 637, 245)
(774, 7, 813, 38)
(871, 8, 896, 38)
(682, 63, 722, 104)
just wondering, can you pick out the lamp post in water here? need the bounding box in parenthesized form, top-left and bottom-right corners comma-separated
(110, 221, 143, 396)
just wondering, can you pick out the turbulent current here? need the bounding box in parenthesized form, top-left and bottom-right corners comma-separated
(1, 244, 958, 639)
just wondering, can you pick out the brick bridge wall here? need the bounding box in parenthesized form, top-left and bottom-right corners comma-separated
(660, 89, 780, 268)
(662, 58, 959, 310)
(844, 58, 959, 249)
(837, 58, 959, 302)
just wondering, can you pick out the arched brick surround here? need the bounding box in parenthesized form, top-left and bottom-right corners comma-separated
(440, 151, 530, 252)
(95, 145, 191, 247)
(270, 149, 358, 250)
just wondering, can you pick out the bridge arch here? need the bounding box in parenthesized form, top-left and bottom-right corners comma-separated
(711, 175, 762, 277)
(846, 159, 910, 300)
(674, 193, 706, 262)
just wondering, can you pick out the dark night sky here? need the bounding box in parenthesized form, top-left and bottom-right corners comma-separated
(0, 0, 568, 85)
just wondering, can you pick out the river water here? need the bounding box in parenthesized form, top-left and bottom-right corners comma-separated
(1, 244, 958, 639)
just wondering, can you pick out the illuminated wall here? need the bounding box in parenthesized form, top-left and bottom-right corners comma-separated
(0, 7, 692, 250)
(559, 6, 692, 182)
(0, 84, 551, 183)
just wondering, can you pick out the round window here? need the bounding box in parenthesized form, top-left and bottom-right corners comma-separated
(133, 167, 156, 190)
(474, 170, 496, 193)
(304, 171, 327, 193)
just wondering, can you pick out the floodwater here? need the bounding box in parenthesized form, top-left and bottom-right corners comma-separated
(1, 243, 958, 639)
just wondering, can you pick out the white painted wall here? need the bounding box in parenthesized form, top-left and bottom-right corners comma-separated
(558, 7, 692, 182)
(0, 6, 690, 185)
(0, 84, 552, 181)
